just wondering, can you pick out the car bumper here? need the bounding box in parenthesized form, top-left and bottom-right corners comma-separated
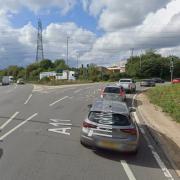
(80, 132, 139, 152)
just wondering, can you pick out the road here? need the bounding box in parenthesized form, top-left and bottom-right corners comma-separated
(0, 83, 179, 180)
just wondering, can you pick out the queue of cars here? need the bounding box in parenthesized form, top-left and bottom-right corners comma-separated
(80, 78, 139, 154)
(80, 77, 170, 153)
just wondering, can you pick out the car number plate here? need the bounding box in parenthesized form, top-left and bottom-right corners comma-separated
(99, 141, 118, 149)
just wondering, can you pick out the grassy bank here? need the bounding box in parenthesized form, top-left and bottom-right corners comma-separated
(28, 79, 94, 86)
(146, 84, 180, 123)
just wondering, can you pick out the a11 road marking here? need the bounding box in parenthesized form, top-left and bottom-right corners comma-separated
(48, 119, 72, 135)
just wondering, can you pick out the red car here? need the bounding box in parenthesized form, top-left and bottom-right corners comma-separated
(172, 78, 180, 84)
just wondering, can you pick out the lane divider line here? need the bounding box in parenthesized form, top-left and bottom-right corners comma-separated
(24, 94, 33, 105)
(0, 113, 38, 141)
(0, 112, 19, 130)
(121, 160, 137, 180)
(49, 96, 68, 107)
(132, 93, 174, 180)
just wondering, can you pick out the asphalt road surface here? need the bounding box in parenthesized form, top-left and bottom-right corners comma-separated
(0, 83, 179, 180)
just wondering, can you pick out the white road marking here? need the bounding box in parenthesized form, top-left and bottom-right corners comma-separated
(48, 127, 71, 135)
(0, 113, 38, 141)
(121, 160, 136, 180)
(0, 112, 19, 130)
(74, 89, 82, 93)
(49, 96, 68, 107)
(132, 93, 174, 180)
(50, 123, 72, 127)
(24, 94, 33, 104)
(50, 119, 71, 122)
(48, 119, 72, 135)
(14, 84, 17, 89)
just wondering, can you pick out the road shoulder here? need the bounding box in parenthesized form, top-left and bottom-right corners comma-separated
(136, 93, 180, 177)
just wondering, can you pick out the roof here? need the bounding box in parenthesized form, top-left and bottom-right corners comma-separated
(91, 100, 129, 115)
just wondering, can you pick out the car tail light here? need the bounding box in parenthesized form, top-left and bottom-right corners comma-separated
(119, 90, 123, 96)
(83, 121, 97, 128)
(121, 128, 137, 135)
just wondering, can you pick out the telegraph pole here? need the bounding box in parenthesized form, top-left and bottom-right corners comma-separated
(130, 48, 134, 62)
(66, 36, 70, 66)
(170, 57, 174, 83)
(77, 54, 79, 69)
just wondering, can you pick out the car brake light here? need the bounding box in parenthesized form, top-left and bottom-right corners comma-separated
(119, 90, 123, 96)
(83, 122, 97, 128)
(121, 128, 137, 135)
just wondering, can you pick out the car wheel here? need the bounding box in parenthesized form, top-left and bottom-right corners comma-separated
(130, 148, 138, 155)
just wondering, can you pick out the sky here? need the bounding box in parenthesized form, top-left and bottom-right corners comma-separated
(0, 0, 180, 68)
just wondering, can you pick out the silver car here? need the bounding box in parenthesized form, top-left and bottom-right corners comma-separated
(80, 100, 139, 153)
(140, 79, 155, 87)
(101, 85, 126, 102)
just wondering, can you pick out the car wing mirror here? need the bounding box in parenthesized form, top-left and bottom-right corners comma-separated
(129, 107, 136, 112)
(88, 104, 92, 109)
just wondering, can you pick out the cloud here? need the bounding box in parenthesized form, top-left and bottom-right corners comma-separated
(0, 12, 96, 68)
(1, 0, 180, 68)
(84, 0, 171, 31)
(79, 0, 180, 65)
(0, 0, 76, 15)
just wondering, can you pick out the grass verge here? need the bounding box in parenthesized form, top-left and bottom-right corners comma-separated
(146, 84, 180, 123)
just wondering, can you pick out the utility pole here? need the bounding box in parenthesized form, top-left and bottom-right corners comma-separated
(130, 48, 134, 62)
(36, 18, 44, 62)
(170, 57, 174, 83)
(76, 53, 79, 69)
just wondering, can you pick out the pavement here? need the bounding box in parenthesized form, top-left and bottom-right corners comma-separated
(0, 83, 179, 180)
(136, 93, 180, 177)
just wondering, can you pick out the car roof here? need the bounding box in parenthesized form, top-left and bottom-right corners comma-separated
(91, 100, 129, 115)
(104, 85, 121, 88)
(120, 78, 132, 80)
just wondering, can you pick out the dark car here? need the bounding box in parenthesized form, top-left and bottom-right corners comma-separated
(151, 78, 165, 83)
(140, 79, 156, 87)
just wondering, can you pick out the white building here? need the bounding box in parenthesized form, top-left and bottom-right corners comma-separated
(40, 71, 76, 80)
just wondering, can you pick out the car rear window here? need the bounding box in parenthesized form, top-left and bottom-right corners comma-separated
(120, 80, 131, 83)
(104, 87, 120, 94)
(88, 111, 131, 126)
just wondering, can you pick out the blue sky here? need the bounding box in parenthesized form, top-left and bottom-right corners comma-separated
(0, 0, 180, 68)
(10, 3, 101, 36)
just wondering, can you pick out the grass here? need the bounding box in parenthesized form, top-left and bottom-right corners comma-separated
(28, 79, 94, 86)
(146, 84, 180, 123)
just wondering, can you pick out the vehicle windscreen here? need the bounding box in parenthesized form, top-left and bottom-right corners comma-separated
(104, 87, 119, 94)
(119, 80, 131, 83)
(88, 111, 131, 126)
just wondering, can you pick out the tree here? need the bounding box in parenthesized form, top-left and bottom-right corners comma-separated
(54, 59, 69, 71)
(39, 59, 54, 70)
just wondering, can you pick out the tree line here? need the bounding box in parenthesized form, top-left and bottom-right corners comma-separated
(0, 51, 179, 82)
(126, 50, 180, 80)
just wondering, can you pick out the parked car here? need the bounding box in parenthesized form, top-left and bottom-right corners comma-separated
(172, 78, 180, 84)
(17, 78, 25, 84)
(101, 85, 126, 101)
(151, 77, 165, 83)
(140, 79, 156, 87)
(2, 76, 10, 86)
(80, 100, 139, 153)
(117, 79, 136, 93)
